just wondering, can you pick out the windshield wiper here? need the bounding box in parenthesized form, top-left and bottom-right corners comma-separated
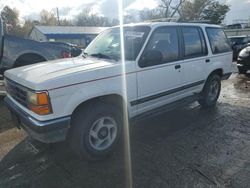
(90, 53, 118, 61)
(82, 52, 88, 58)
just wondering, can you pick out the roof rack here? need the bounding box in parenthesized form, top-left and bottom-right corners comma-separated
(185, 20, 211, 24)
(144, 18, 213, 24)
(144, 18, 178, 23)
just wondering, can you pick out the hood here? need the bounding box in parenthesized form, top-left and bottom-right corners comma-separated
(4, 57, 121, 90)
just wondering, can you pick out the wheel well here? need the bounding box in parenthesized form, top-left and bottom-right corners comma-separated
(72, 94, 125, 116)
(14, 53, 46, 68)
(201, 69, 223, 91)
(208, 69, 223, 78)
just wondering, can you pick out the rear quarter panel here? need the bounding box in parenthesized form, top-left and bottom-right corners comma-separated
(201, 26, 233, 78)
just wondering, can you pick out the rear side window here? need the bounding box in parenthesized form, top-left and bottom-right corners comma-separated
(182, 27, 207, 58)
(206, 28, 231, 54)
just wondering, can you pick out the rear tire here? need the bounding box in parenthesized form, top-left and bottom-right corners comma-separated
(14, 54, 46, 68)
(69, 102, 123, 160)
(198, 74, 221, 108)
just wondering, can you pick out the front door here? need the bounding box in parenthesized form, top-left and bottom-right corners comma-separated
(134, 26, 183, 115)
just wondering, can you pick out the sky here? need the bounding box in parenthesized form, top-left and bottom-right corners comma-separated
(0, 0, 249, 24)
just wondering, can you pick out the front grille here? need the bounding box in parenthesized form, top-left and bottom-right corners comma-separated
(5, 79, 28, 107)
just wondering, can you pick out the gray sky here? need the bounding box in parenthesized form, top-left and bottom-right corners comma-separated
(1, 0, 250, 24)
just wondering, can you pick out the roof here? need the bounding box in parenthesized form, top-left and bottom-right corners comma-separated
(113, 22, 220, 29)
(33, 25, 109, 35)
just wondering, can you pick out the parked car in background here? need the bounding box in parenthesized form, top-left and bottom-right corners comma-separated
(226, 23, 246, 30)
(44, 42, 83, 57)
(0, 18, 71, 76)
(228, 35, 250, 60)
(0, 35, 72, 75)
(4, 22, 232, 160)
(237, 46, 250, 74)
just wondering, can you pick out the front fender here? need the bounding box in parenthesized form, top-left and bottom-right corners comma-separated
(49, 77, 126, 119)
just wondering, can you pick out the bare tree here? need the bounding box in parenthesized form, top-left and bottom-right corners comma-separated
(179, 0, 229, 23)
(159, 0, 186, 18)
(139, 8, 165, 22)
(40, 10, 58, 26)
(170, 0, 186, 17)
(179, 0, 213, 21)
(75, 8, 118, 27)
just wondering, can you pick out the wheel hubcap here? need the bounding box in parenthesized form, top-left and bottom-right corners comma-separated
(208, 80, 219, 101)
(89, 117, 117, 151)
(98, 127, 109, 139)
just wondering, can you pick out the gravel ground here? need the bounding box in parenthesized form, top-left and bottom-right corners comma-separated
(0, 73, 250, 188)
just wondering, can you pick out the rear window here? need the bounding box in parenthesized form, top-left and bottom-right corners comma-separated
(206, 27, 231, 54)
(182, 27, 207, 58)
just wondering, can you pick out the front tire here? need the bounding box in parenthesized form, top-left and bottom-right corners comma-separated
(69, 102, 123, 160)
(198, 74, 221, 108)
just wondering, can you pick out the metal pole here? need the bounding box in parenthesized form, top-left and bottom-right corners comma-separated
(56, 7, 60, 25)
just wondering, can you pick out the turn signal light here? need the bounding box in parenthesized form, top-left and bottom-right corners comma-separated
(30, 105, 51, 115)
(27, 91, 52, 115)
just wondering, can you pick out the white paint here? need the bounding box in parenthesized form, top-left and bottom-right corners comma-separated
(5, 22, 232, 123)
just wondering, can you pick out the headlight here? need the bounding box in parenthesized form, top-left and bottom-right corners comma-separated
(239, 48, 250, 58)
(27, 91, 52, 115)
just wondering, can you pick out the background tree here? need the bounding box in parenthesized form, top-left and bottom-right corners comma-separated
(0, 1, 230, 38)
(139, 8, 165, 21)
(201, 2, 230, 24)
(75, 8, 117, 27)
(179, 0, 230, 23)
(124, 14, 137, 24)
(40, 10, 58, 26)
(159, 0, 186, 18)
(19, 20, 40, 38)
(59, 18, 73, 26)
(1, 6, 20, 35)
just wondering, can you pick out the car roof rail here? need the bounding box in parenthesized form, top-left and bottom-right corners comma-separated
(144, 18, 178, 23)
(185, 20, 212, 24)
(144, 18, 213, 24)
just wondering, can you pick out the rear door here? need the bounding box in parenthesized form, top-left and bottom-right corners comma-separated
(179, 26, 209, 95)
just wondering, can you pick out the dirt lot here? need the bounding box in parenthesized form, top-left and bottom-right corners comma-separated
(0, 73, 250, 188)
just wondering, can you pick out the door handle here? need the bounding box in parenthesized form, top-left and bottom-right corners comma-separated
(175, 64, 181, 69)
(205, 59, 210, 63)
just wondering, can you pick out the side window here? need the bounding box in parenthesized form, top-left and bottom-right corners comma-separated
(182, 27, 207, 58)
(139, 27, 179, 67)
(206, 27, 231, 54)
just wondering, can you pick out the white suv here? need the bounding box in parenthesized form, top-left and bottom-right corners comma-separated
(4, 22, 232, 160)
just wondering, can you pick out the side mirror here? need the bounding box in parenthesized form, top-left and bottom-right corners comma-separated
(140, 50, 163, 67)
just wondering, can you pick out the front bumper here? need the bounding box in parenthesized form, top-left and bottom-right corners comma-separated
(4, 96, 71, 143)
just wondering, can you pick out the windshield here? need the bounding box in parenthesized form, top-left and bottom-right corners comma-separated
(84, 26, 151, 61)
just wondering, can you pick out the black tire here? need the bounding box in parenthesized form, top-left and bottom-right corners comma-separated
(68, 102, 123, 160)
(14, 54, 46, 68)
(198, 74, 221, 108)
(238, 67, 247, 74)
